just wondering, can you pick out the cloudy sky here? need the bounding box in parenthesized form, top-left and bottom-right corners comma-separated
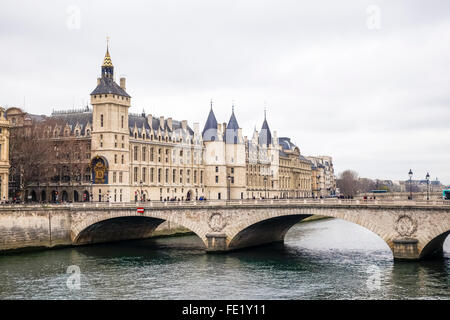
(1, 0, 449, 184)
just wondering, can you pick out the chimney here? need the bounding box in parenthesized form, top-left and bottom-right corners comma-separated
(167, 117, 173, 131)
(193, 122, 199, 134)
(222, 122, 226, 135)
(97, 78, 101, 85)
(147, 114, 153, 129)
(181, 120, 187, 130)
(120, 77, 126, 90)
(159, 116, 165, 130)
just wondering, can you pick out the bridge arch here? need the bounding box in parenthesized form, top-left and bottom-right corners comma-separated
(71, 210, 208, 247)
(418, 219, 450, 259)
(226, 208, 394, 253)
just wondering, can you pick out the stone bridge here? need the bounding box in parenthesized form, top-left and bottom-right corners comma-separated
(1, 199, 449, 260)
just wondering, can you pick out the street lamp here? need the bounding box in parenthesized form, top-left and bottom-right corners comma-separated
(408, 169, 413, 200)
(140, 180, 143, 202)
(426, 172, 430, 201)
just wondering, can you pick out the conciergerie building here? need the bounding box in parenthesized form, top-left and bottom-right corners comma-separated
(5, 44, 333, 203)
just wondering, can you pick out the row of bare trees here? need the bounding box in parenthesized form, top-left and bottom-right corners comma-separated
(9, 118, 91, 200)
(336, 170, 406, 197)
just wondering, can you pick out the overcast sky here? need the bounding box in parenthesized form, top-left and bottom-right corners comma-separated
(1, 0, 449, 184)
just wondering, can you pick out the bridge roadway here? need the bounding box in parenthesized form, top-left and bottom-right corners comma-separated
(1, 199, 449, 260)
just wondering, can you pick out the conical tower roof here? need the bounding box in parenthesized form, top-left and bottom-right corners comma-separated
(202, 104, 218, 141)
(259, 109, 272, 146)
(225, 105, 240, 144)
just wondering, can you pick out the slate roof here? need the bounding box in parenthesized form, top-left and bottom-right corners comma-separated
(51, 111, 93, 135)
(128, 114, 194, 138)
(259, 117, 272, 147)
(90, 77, 131, 98)
(202, 108, 219, 141)
(278, 137, 295, 151)
(224, 111, 240, 144)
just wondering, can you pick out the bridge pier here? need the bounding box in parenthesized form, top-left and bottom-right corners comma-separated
(392, 239, 420, 260)
(205, 233, 228, 252)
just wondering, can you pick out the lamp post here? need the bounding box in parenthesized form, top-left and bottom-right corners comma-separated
(426, 172, 430, 201)
(408, 169, 413, 200)
(140, 180, 143, 202)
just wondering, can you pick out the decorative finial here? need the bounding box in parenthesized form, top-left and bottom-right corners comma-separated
(210, 99, 213, 110)
(232, 99, 235, 113)
(106, 35, 110, 51)
(264, 107, 267, 120)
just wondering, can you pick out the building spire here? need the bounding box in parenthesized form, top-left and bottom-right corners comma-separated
(101, 37, 114, 79)
(102, 37, 113, 68)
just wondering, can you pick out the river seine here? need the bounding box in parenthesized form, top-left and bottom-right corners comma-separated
(0, 218, 448, 300)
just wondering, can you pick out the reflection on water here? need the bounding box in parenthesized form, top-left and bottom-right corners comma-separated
(0, 218, 448, 300)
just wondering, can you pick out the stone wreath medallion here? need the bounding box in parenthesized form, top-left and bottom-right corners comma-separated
(208, 212, 227, 232)
(395, 215, 417, 237)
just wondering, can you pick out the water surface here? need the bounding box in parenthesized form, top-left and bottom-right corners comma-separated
(0, 218, 448, 299)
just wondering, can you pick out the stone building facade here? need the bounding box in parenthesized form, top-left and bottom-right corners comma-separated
(308, 155, 336, 197)
(0, 108, 10, 202)
(5, 45, 322, 202)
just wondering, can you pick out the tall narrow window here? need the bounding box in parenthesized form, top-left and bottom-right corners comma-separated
(100, 114, 104, 127)
(121, 115, 124, 129)
(119, 172, 123, 183)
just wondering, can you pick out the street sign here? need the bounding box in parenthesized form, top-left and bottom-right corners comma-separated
(137, 207, 144, 214)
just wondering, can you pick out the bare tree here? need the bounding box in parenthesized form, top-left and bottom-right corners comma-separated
(9, 119, 54, 200)
(9, 116, 91, 201)
(358, 178, 376, 193)
(336, 170, 359, 196)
